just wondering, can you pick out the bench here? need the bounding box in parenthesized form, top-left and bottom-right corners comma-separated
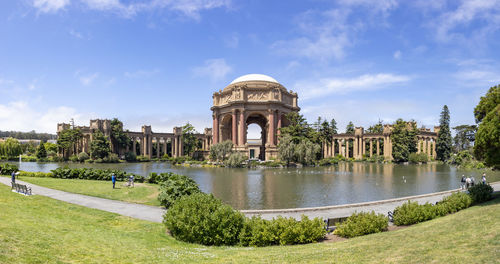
(388, 211, 394, 222)
(11, 182, 32, 195)
(324, 217, 348, 233)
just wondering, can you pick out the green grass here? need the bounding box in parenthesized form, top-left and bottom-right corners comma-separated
(1, 184, 499, 263)
(16, 176, 161, 206)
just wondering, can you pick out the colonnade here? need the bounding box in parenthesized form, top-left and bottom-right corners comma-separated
(416, 136, 437, 159)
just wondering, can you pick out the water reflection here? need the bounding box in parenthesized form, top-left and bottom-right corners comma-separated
(3, 161, 499, 210)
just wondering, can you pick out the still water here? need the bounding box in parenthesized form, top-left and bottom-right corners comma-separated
(4, 161, 499, 210)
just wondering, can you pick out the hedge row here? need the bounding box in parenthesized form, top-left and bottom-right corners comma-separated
(393, 192, 473, 226)
(163, 193, 327, 246)
(333, 211, 388, 238)
(0, 163, 18, 175)
(49, 167, 145, 182)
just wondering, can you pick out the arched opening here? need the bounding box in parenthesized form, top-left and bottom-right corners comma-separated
(220, 114, 233, 142)
(246, 113, 267, 160)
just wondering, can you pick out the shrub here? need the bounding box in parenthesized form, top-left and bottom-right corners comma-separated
(125, 151, 137, 162)
(50, 167, 145, 182)
(157, 173, 201, 208)
(439, 192, 472, 213)
(163, 193, 245, 246)
(393, 201, 436, 226)
(333, 211, 388, 238)
(239, 215, 326, 246)
(0, 163, 18, 175)
(18, 171, 53, 178)
(409, 153, 428, 164)
(318, 157, 339, 166)
(468, 183, 493, 204)
(136, 155, 150, 162)
(104, 153, 120, 163)
(77, 152, 89, 162)
(69, 155, 78, 162)
(224, 152, 247, 168)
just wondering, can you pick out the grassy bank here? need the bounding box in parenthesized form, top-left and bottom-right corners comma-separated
(16, 177, 161, 206)
(1, 184, 499, 263)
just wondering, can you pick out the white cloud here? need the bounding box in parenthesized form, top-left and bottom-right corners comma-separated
(393, 50, 402, 60)
(0, 101, 93, 133)
(124, 69, 161, 78)
(78, 72, 99, 85)
(432, 0, 500, 43)
(33, 0, 70, 13)
(271, 1, 398, 61)
(224, 33, 239, 48)
(193, 58, 232, 81)
(294, 73, 412, 100)
(69, 29, 84, 39)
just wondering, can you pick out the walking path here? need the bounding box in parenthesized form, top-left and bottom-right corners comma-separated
(2, 177, 499, 222)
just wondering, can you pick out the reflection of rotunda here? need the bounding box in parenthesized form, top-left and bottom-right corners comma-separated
(211, 74, 300, 160)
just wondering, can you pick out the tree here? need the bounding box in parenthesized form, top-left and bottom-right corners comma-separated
(209, 140, 233, 162)
(346, 122, 355, 134)
(367, 120, 383, 134)
(330, 118, 338, 134)
(474, 85, 500, 123)
(0, 138, 22, 158)
(36, 141, 47, 159)
(278, 134, 295, 166)
(90, 130, 111, 159)
(57, 128, 82, 158)
(110, 118, 131, 153)
(295, 140, 321, 165)
(390, 119, 417, 162)
(474, 105, 500, 168)
(436, 105, 452, 161)
(453, 125, 476, 152)
(279, 112, 312, 144)
(182, 123, 201, 157)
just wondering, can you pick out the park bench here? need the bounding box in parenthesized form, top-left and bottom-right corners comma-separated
(324, 217, 348, 233)
(387, 211, 394, 222)
(11, 182, 32, 195)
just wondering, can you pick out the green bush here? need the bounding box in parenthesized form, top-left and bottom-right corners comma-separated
(468, 183, 494, 204)
(318, 157, 339, 166)
(408, 153, 428, 164)
(77, 152, 89, 162)
(224, 152, 247, 168)
(125, 151, 137, 162)
(163, 193, 245, 246)
(0, 163, 18, 175)
(393, 201, 437, 226)
(18, 171, 53, 178)
(239, 215, 326, 246)
(69, 155, 78, 162)
(103, 153, 120, 163)
(439, 192, 472, 213)
(157, 173, 201, 208)
(136, 155, 151, 162)
(333, 211, 388, 238)
(50, 167, 145, 182)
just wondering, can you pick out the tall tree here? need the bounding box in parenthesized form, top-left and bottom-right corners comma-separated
(474, 85, 500, 168)
(453, 125, 476, 152)
(110, 118, 131, 153)
(278, 134, 295, 166)
(391, 119, 410, 162)
(367, 120, 383, 133)
(90, 130, 111, 159)
(36, 141, 47, 159)
(330, 118, 338, 134)
(0, 138, 22, 158)
(279, 112, 312, 143)
(57, 128, 82, 158)
(182, 123, 201, 157)
(346, 122, 355, 134)
(436, 105, 452, 161)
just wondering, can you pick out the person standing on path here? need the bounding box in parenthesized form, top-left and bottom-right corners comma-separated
(466, 176, 471, 189)
(461, 175, 466, 190)
(11, 170, 16, 183)
(482, 173, 487, 184)
(111, 174, 116, 189)
(471, 176, 476, 187)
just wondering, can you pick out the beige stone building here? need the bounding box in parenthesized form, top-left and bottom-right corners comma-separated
(211, 74, 300, 160)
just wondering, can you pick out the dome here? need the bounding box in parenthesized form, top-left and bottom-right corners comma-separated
(229, 74, 279, 85)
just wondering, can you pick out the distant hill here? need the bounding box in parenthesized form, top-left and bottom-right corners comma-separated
(0, 130, 57, 141)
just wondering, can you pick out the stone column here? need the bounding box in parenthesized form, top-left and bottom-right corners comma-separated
(346, 139, 350, 158)
(170, 138, 174, 157)
(383, 136, 389, 159)
(339, 139, 343, 157)
(433, 139, 437, 158)
(354, 137, 358, 159)
(179, 136, 183, 157)
(427, 138, 431, 157)
(276, 111, 282, 144)
(174, 137, 178, 158)
(376, 138, 380, 156)
(331, 140, 335, 157)
(369, 139, 373, 157)
(156, 140, 160, 158)
(163, 140, 167, 156)
(148, 136, 153, 158)
(239, 110, 245, 146)
(268, 110, 275, 146)
(213, 114, 219, 144)
(232, 110, 237, 145)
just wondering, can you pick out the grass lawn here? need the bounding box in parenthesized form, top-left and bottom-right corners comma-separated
(0, 184, 499, 263)
(15, 176, 161, 206)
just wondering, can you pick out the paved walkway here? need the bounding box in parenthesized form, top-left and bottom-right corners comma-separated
(2, 177, 499, 222)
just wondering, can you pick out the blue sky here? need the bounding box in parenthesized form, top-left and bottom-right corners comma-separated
(0, 0, 499, 137)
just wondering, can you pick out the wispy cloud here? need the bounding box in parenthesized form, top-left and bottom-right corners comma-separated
(271, 0, 398, 62)
(193, 58, 232, 81)
(69, 29, 84, 39)
(77, 72, 99, 85)
(124, 69, 160, 78)
(393, 50, 402, 60)
(33, 0, 231, 19)
(33, 0, 70, 13)
(224, 33, 239, 48)
(294, 73, 412, 100)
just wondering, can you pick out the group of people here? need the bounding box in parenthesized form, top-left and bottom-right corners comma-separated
(110, 173, 134, 189)
(461, 173, 487, 190)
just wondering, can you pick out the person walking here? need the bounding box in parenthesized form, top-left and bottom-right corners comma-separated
(460, 175, 466, 190)
(111, 173, 116, 189)
(11, 170, 16, 183)
(466, 176, 471, 189)
(130, 175, 134, 187)
(470, 176, 476, 187)
(482, 173, 487, 184)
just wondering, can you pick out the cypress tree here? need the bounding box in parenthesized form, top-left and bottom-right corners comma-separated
(436, 105, 452, 161)
(36, 141, 47, 159)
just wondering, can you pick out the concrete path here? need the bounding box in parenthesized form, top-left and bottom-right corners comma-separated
(2, 177, 499, 222)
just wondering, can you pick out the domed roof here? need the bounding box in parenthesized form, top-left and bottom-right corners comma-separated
(229, 74, 279, 85)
